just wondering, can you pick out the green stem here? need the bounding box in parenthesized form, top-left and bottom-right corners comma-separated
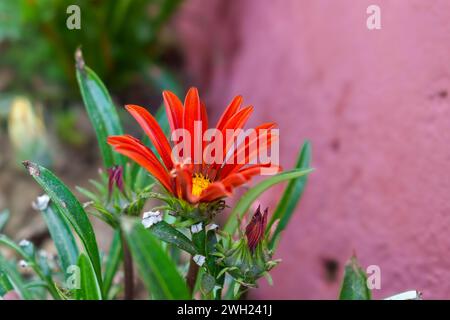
(120, 231, 134, 300)
(186, 257, 199, 295)
(32, 264, 60, 300)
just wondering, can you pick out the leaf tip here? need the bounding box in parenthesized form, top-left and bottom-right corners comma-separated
(75, 47, 85, 71)
(22, 161, 40, 177)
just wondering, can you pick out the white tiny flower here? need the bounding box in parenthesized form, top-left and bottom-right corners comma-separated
(19, 239, 31, 247)
(38, 250, 48, 259)
(193, 254, 206, 267)
(206, 223, 219, 232)
(141, 210, 163, 229)
(32, 194, 50, 211)
(191, 222, 203, 234)
(19, 260, 28, 268)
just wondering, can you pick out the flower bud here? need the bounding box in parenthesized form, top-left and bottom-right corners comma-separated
(245, 205, 268, 252)
(107, 165, 125, 199)
(216, 206, 279, 287)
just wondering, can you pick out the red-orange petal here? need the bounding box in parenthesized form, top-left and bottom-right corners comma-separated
(220, 105, 254, 135)
(107, 135, 173, 192)
(163, 90, 184, 133)
(125, 105, 174, 171)
(211, 106, 254, 172)
(221, 164, 281, 189)
(198, 181, 232, 202)
(219, 123, 277, 179)
(183, 87, 201, 164)
(173, 164, 195, 203)
(216, 95, 242, 131)
(200, 100, 209, 170)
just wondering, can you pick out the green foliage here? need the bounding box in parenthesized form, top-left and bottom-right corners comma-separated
(76, 50, 125, 169)
(339, 256, 372, 300)
(22, 161, 102, 284)
(77, 253, 103, 300)
(268, 141, 311, 250)
(1, 0, 184, 100)
(0, 253, 33, 300)
(122, 218, 190, 299)
(0, 235, 60, 299)
(148, 221, 198, 255)
(39, 200, 79, 274)
(102, 230, 122, 299)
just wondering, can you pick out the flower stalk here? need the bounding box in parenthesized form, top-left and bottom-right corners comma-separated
(120, 230, 134, 300)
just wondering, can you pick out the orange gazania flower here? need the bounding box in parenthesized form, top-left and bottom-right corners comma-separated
(107, 87, 280, 204)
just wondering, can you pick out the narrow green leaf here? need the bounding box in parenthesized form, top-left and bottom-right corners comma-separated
(0, 209, 9, 232)
(102, 230, 122, 298)
(75, 49, 124, 168)
(0, 253, 33, 300)
(123, 218, 190, 299)
(149, 221, 198, 256)
(77, 253, 103, 300)
(224, 168, 313, 233)
(0, 235, 61, 299)
(268, 141, 312, 250)
(22, 161, 102, 284)
(0, 271, 13, 296)
(339, 256, 371, 300)
(40, 201, 79, 273)
(0, 235, 31, 259)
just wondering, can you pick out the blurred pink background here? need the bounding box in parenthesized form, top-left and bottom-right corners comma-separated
(175, 0, 450, 299)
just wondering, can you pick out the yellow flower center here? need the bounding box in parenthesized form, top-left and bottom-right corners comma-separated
(192, 173, 211, 197)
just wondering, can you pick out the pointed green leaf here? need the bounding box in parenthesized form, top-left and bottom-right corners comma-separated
(149, 221, 198, 256)
(0, 235, 31, 259)
(123, 218, 190, 299)
(77, 253, 102, 300)
(339, 256, 371, 300)
(22, 161, 102, 284)
(40, 201, 79, 273)
(0, 271, 13, 296)
(268, 141, 311, 250)
(0, 235, 61, 299)
(0, 253, 33, 300)
(75, 49, 124, 168)
(224, 167, 313, 233)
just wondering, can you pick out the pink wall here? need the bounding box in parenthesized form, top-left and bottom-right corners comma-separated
(176, 0, 450, 299)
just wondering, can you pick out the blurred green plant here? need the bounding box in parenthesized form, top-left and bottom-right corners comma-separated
(54, 109, 88, 147)
(0, 0, 183, 102)
(339, 255, 372, 300)
(338, 255, 421, 300)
